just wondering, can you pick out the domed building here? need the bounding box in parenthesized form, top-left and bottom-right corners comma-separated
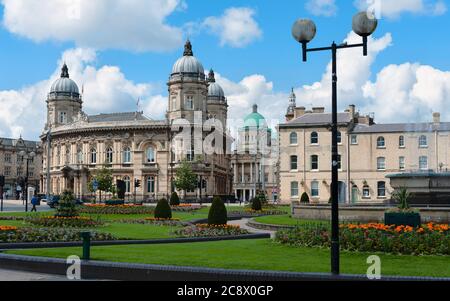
(231, 105, 279, 202)
(40, 41, 232, 201)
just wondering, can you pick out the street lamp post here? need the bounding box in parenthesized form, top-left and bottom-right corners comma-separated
(291, 12, 377, 275)
(19, 150, 36, 212)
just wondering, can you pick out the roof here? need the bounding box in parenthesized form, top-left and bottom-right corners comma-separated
(87, 112, 151, 123)
(280, 112, 352, 128)
(0, 137, 41, 148)
(387, 171, 450, 178)
(352, 122, 450, 134)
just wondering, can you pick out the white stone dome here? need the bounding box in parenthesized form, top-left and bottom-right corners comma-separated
(171, 40, 204, 76)
(207, 70, 225, 98)
(50, 64, 80, 95)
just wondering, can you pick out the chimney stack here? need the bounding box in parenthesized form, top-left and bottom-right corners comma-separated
(433, 112, 441, 124)
(312, 107, 325, 113)
(294, 106, 306, 119)
(348, 104, 356, 118)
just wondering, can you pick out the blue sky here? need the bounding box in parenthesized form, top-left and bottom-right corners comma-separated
(0, 0, 449, 140)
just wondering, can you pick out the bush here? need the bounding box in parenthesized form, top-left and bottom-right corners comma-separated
(300, 192, 310, 204)
(208, 196, 227, 225)
(275, 222, 450, 256)
(251, 197, 262, 211)
(105, 200, 125, 206)
(170, 192, 180, 206)
(56, 191, 78, 218)
(154, 198, 172, 219)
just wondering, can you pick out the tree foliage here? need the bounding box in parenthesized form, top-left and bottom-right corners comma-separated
(208, 196, 228, 225)
(170, 192, 180, 206)
(174, 160, 198, 196)
(55, 190, 79, 218)
(154, 198, 172, 219)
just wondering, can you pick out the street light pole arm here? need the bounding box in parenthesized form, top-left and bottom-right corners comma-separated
(301, 37, 368, 61)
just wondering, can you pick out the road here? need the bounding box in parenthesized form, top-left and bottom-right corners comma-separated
(0, 199, 52, 213)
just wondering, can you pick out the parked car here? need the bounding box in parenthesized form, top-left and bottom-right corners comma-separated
(46, 195, 83, 208)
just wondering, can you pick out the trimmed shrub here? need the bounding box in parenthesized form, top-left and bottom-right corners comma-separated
(170, 192, 180, 206)
(154, 198, 172, 219)
(251, 197, 262, 211)
(208, 196, 228, 225)
(300, 192, 310, 204)
(55, 191, 78, 218)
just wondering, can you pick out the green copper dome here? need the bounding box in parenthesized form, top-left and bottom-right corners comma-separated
(242, 104, 267, 129)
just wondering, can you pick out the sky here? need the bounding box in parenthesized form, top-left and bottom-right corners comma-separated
(0, 0, 449, 140)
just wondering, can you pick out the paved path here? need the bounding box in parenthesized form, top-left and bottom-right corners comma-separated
(228, 218, 276, 238)
(0, 268, 70, 281)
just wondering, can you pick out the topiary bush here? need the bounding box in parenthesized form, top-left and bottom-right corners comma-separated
(208, 196, 227, 225)
(154, 198, 172, 219)
(170, 192, 180, 206)
(251, 197, 262, 211)
(55, 190, 79, 218)
(300, 192, 310, 204)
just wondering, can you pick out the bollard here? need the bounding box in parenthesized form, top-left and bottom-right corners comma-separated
(80, 231, 91, 260)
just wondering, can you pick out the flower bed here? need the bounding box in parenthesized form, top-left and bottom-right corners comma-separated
(25, 216, 102, 228)
(171, 204, 203, 212)
(0, 227, 115, 243)
(228, 208, 286, 216)
(79, 204, 154, 215)
(117, 218, 188, 227)
(275, 222, 450, 255)
(0, 225, 18, 232)
(0, 216, 25, 221)
(175, 224, 249, 238)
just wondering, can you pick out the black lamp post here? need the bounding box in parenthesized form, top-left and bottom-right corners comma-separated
(291, 11, 377, 275)
(19, 150, 36, 212)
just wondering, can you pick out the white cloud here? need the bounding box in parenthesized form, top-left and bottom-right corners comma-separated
(354, 0, 447, 19)
(0, 48, 167, 140)
(1, 0, 185, 52)
(203, 7, 262, 48)
(306, 0, 338, 17)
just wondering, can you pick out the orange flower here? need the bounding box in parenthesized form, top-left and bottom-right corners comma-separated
(0, 225, 18, 231)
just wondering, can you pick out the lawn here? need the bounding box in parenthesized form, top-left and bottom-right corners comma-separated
(7, 239, 450, 278)
(254, 214, 327, 226)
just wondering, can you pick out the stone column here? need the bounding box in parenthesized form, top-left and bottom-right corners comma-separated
(241, 163, 245, 183)
(250, 162, 253, 183)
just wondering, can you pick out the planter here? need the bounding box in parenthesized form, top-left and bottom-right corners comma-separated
(105, 200, 125, 206)
(384, 212, 421, 227)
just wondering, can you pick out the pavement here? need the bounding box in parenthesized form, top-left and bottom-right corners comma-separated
(0, 199, 52, 213)
(228, 218, 276, 238)
(0, 268, 70, 281)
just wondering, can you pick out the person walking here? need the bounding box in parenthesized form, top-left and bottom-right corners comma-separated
(31, 195, 39, 212)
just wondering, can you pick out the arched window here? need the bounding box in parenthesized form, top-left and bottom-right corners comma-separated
(419, 135, 428, 148)
(399, 136, 405, 148)
(377, 137, 385, 148)
(106, 147, 113, 164)
(77, 148, 83, 164)
(311, 132, 319, 144)
(290, 155, 298, 170)
(377, 157, 386, 170)
(311, 155, 319, 170)
(90, 148, 97, 164)
(146, 147, 155, 163)
(123, 147, 131, 163)
(147, 176, 155, 193)
(289, 132, 298, 145)
(362, 185, 370, 198)
(123, 176, 131, 193)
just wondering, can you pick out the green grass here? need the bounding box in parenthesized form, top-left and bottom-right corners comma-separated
(254, 214, 327, 226)
(98, 222, 180, 240)
(7, 239, 450, 278)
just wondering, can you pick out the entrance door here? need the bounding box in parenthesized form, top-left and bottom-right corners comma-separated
(338, 182, 346, 204)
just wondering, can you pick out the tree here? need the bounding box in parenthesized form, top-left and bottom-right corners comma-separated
(154, 198, 172, 219)
(173, 160, 198, 199)
(170, 192, 180, 206)
(300, 192, 310, 204)
(55, 190, 78, 217)
(90, 166, 114, 202)
(208, 196, 227, 225)
(251, 196, 262, 211)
